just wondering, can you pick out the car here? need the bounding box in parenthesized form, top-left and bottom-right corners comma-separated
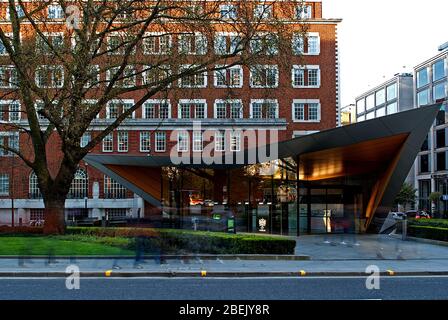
(391, 212, 406, 220)
(416, 211, 431, 219)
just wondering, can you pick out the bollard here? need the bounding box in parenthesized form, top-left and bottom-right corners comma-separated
(402, 216, 407, 241)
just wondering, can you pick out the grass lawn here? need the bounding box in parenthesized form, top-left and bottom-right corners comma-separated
(0, 236, 134, 256)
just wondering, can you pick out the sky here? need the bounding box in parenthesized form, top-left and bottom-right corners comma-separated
(323, 0, 448, 107)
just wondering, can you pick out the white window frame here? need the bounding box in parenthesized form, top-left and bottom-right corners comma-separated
(292, 99, 321, 123)
(107, 33, 136, 55)
(193, 131, 203, 152)
(4, 100, 21, 122)
(178, 64, 208, 88)
(250, 99, 279, 119)
(36, 32, 64, 55)
(6, 5, 25, 20)
(178, 33, 207, 55)
(106, 99, 135, 119)
(143, 32, 172, 55)
(80, 132, 91, 148)
(155, 131, 166, 152)
(254, 4, 272, 19)
(214, 65, 243, 88)
(47, 4, 64, 19)
(142, 99, 171, 119)
(230, 131, 241, 152)
(292, 65, 321, 88)
(106, 65, 136, 88)
(214, 32, 241, 55)
(296, 5, 312, 19)
(35, 65, 64, 88)
(214, 131, 226, 152)
(0, 65, 18, 88)
(220, 4, 237, 19)
(177, 130, 189, 152)
(142, 65, 171, 87)
(139, 132, 151, 153)
(0, 173, 9, 196)
(102, 132, 114, 152)
(213, 99, 243, 119)
(250, 65, 279, 88)
(306, 32, 321, 55)
(178, 99, 208, 119)
(117, 131, 129, 153)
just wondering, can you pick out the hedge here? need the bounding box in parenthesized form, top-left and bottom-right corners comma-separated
(408, 225, 448, 242)
(408, 219, 448, 229)
(67, 227, 296, 255)
(0, 226, 43, 235)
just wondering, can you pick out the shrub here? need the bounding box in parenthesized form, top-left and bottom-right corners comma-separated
(67, 227, 296, 255)
(408, 225, 448, 242)
(0, 226, 43, 235)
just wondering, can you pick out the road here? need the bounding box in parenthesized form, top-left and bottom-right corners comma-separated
(1, 276, 448, 300)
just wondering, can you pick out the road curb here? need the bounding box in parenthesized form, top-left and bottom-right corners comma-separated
(1, 270, 448, 278)
(0, 254, 311, 261)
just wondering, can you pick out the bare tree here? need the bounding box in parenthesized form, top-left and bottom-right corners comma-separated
(0, 0, 307, 234)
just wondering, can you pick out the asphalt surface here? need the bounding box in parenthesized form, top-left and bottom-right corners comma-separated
(1, 276, 448, 300)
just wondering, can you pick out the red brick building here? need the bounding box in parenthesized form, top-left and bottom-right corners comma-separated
(0, 1, 341, 225)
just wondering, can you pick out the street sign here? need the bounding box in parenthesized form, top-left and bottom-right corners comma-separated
(442, 195, 448, 201)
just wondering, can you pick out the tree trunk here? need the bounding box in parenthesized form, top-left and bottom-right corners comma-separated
(43, 198, 66, 235)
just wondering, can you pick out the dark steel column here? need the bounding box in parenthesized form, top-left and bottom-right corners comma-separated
(296, 155, 300, 237)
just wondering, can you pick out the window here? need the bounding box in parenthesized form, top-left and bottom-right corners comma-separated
(143, 33, 171, 55)
(214, 33, 242, 55)
(0, 174, 9, 196)
(215, 131, 225, 152)
(254, 4, 272, 19)
(6, 5, 25, 20)
(376, 89, 386, 106)
(84, 65, 100, 88)
(35, 65, 64, 88)
(0, 66, 19, 89)
(117, 131, 128, 152)
(292, 33, 320, 55)
(105, 208, 128, 218)
(155, 132, 166, 152)
(106, 100, 134, 119)
(437, 128, 447, 149)
(296, 5, 312, 19)
(143, 100, 171, 119)
(357, 115, 365, 122)
(36, 33, 64, 54)
(214, 100, 243, 119)
(433, 83, 447, 101)
(437, 152, 447, 171)
(250, 100, 278, 119)
(366, 94, 375, 111)
(104, 176, 127, 199)
(292, 65, 320, 88)
(387, 83, 397, 101)
(437, 110, 448, 126)
(8, 101, 20, 121)
(102, 133, 113, 152)
(220, 4, 237, 19)
(193, 131, 203, 152)
(356, 99, 365, 115)
(366, 111, 375, 120)
(140, 132, 151, 152)
(179, 65, 207, 88)
(292, 100, 321, 122)
(178, 33, 207, 55)
(30, 209, 44, 220)
(417, 68, 429, 88)
(433, 59, 446, 82)
(47, 4, 64, 19)
(80, 133, 90, 148)
(376, 107, 386, 118)
(421, 134, 430, 151)
(387, 102, 398, 115)
(29, 172, 42, 199)
(0, 133, 19, 156)
(178, 100, 207, 119)
(142, 65, 171, 87)
(250, 33, 278, 55)
(106, 66, 136, 88)
(418, 89, 430, 106)
(214, 65, 243, 88)
(107, 34, 136, 55)
(67, 169, 88, 199)
(419, 154, 430, 173)
(250, 65, 278, 88)
(230, 131, 241, 152)
(177, 131, 189, 152)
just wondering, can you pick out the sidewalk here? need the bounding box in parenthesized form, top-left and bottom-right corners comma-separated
(1, 234, 448, 277)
